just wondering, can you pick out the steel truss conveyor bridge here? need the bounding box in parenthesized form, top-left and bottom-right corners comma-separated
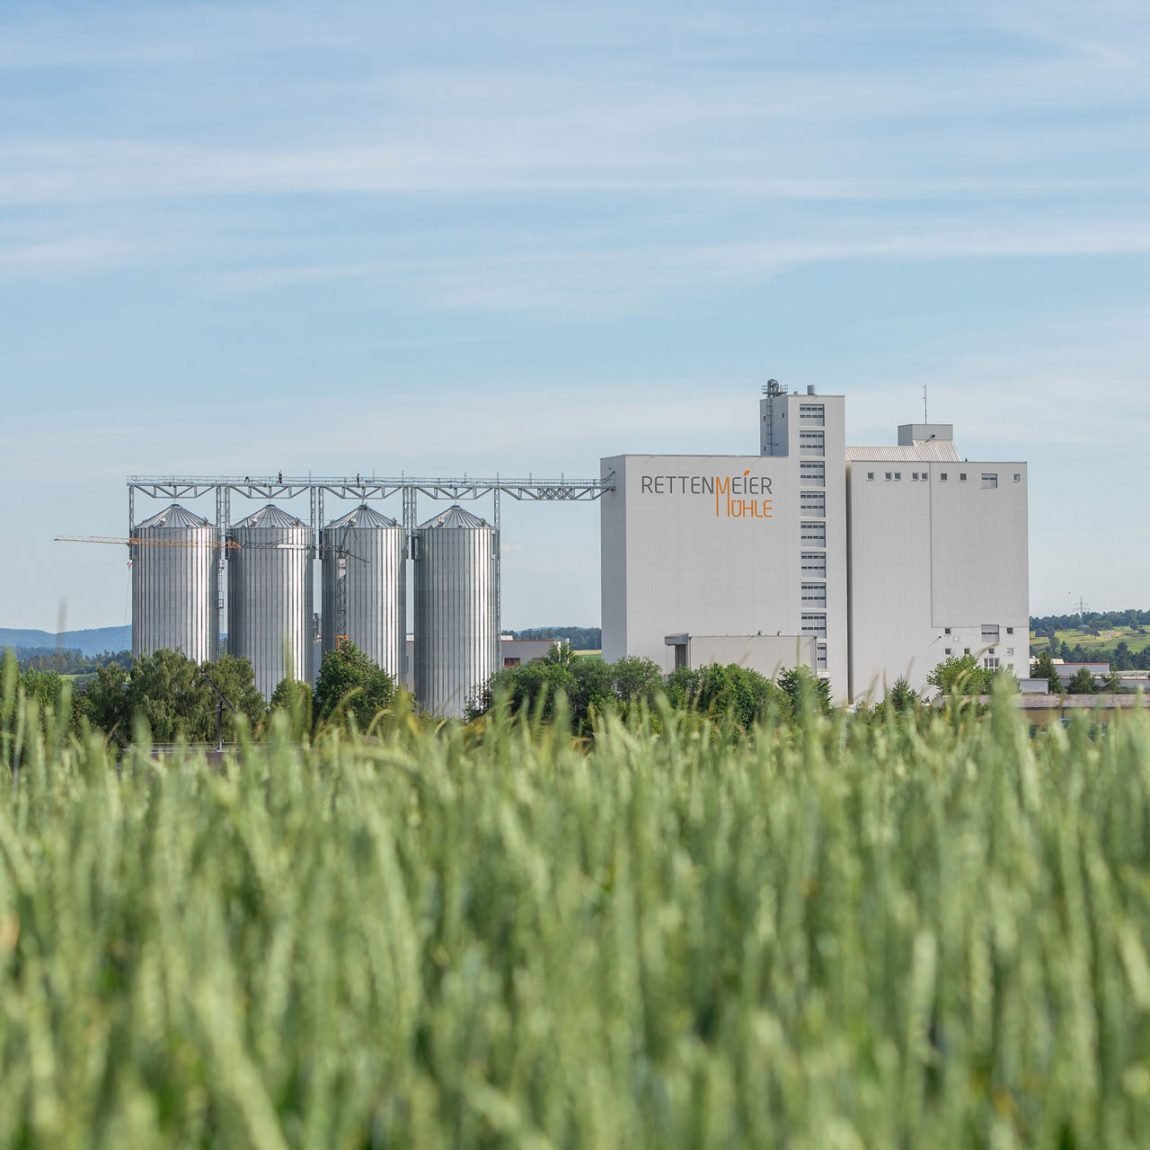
(127, 474, 614, 543)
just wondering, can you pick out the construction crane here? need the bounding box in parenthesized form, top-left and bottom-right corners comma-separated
(55, 535, 241, 550)
(320, 520, 367, 648)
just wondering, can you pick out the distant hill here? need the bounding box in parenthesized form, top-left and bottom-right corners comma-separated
(0, 626, 131, 657)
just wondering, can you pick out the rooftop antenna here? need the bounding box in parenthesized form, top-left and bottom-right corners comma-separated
(923, 383, 928, 423)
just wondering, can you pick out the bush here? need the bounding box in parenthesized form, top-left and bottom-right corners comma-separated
(313, 641, 397, 732)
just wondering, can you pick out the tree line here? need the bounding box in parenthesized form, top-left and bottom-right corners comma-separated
(508, 626, 602, 651)
(470, 643, 833, 735)
(1030, 609, 1150, 635)
(12, 642, 397, 746)
(13, 639, 1107, 751)
(13, 647, 132, 675)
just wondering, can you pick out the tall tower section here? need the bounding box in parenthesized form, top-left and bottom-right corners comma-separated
(760, 382, 848, 690)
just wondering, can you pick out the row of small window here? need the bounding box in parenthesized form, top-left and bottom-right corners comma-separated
(801, 552, 826, 577)
(799, 404, 824, 426)
(799, 431, 824, 455)
(946, 648, 1014, 658)
(801, 522, 826, 546)
(800, 462, 825, 486)
(800, 492, 825, 515)
(865, 470, 1022, 486)
(801, 583, 826, 605)
(945, 626, 1014, 639)
(802, 613, 826, 638)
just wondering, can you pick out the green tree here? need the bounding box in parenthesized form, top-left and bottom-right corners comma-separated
(886, 675, 919, 712)
(1067, 666, 1098, 695)
(1032, 651, 1063, 694)
(122, 649, 207, 742)
(314, 642, 397, 731)
(199, 655, 266, 740)
(74, 663, 130, 739)
(777, 666, 832, 717)
(73, 652, 264, 745)
(475, 650, 664, 735)
(927, 655, 997, 696)
(665, 663, 786, 730)
(268, 678, 314, 740)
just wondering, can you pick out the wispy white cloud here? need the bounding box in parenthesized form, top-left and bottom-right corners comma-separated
(212, 218, 1150, 313)
(0, 236, 135, 272)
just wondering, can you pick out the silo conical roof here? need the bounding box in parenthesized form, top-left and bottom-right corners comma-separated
(137, 504, 212, 530)
(418, 504, 491, 530)
(325, 504, 399, 530)
(232, 504, 310, 530)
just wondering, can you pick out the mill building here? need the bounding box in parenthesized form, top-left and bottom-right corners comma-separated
(600, 383, 1029, 701)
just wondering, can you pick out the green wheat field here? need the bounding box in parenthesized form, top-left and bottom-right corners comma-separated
(4, 680, 1150, 1147)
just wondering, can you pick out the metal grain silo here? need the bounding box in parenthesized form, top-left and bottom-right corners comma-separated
(227, 505, 314, 699)
(131, 504, 219, 663)
(320, 505, 406, 680)
(413, 505, 499, 719)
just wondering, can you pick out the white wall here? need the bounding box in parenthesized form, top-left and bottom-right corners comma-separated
(683, 634, 817, 676)
(848, 460, 1029, 698)
(600, 444, 849, 697)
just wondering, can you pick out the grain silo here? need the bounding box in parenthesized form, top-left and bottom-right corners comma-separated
(131, 503, 219, 663)
(227, 505, 314, 699)
(320, 504, 406, 680)
(413, 505, 499, 718)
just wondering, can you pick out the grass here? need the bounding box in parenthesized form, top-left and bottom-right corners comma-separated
(4, 683, 1150, 1145)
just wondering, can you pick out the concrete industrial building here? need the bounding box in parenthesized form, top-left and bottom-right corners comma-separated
(600, 385, 1028, 701)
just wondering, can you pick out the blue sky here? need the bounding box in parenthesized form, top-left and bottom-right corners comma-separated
(2, 0, 1148, 632)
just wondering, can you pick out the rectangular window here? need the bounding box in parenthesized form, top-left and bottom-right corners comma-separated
(800, 461, 825, 486)
(912, 471, 920, 481)
(801, 583, 827, 606)
(1006, 647, 1014, 656)
(801, 552, 827, 577)
(800, 491, 826, 516)
(981, 624, 1000, 643)
(801, 613, 827, 638)
(800, 521, 826, 546)
(1013, 473, 1021, 482)
(981, 472, 998, 489)
(799, 430, 825, 455)
(960, 473, 967, 481)
(799, 404, 825, 425)
(885, 472, 892, 481)
(940, 472, 948, 481)
(866, 471, 875, 481)
(1006, 627, 1014, 635)
(944, 627, 951, 635)
(984, 657, 1000, 670)
(945, 648, 953, 656)
(816, 643, 828, 670)
(964, 647, 971, 655)
(894, 471, 902, 480)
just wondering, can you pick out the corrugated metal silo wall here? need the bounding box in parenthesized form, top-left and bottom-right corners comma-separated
(227, 522, 314, 699)
(413, 525, 499, 718)
(131, 526, 219, 662)
(320, 523, 407, 681)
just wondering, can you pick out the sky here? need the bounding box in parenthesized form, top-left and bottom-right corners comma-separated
(2, 0, 1148, 633)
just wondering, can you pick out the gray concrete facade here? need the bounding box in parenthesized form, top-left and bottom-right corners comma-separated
(601, 392, 1029, 704)
(846, 438, 1029, 699)
(601, 388, 850, 696)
